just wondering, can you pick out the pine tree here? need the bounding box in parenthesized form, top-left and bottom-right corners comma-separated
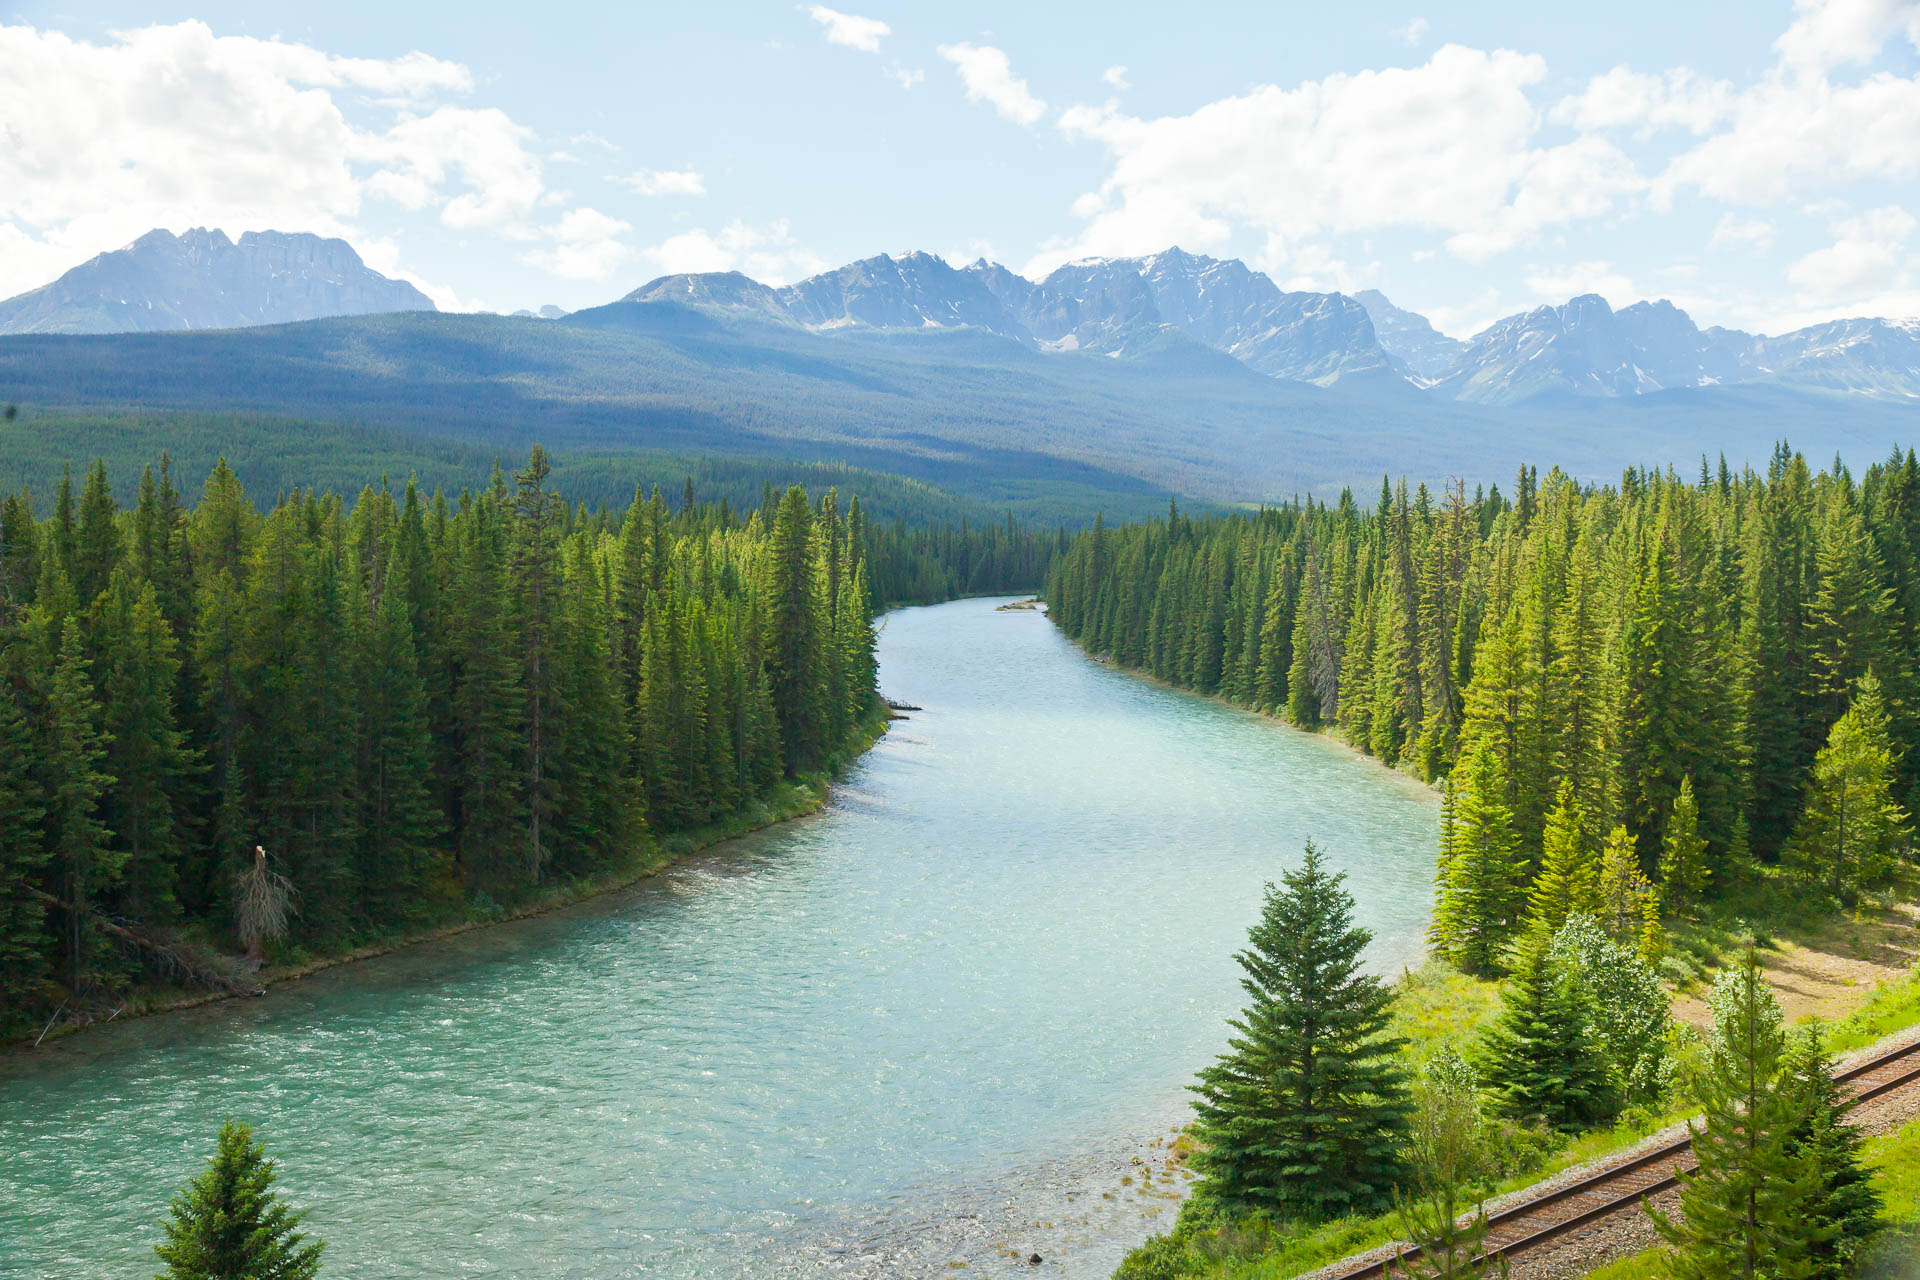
(1190, 843, 1411, 1220)
(1791, 671, 1909, 897)
(1476, 935, 1616, 1132)
(355, 575, 445, 923)
(99, 572, 194, 924)
(153, 1121, 324, 1280)
(764, 486, 825, 770)
(1781, 1031, 1881, 1279)
(44, 616, 116, 994)
(1651, 954, 1828, 1280)
(1596, 824, 1663, 963)
(1661, 775, 1710, 906)
(1430, 744, 1527, 977)
(511, 446, 566, 883)
(1390, 1045, 1504, 1280)
(0, 689, 50, 1015)
(1524, 781, 1596, 943)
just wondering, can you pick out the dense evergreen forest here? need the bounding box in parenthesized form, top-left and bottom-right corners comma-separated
(1049, 446, 1920, 974)
(0, 448, 1056, 1035)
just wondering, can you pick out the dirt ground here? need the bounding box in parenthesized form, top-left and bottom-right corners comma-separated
(1672, 899, 1920, 1029)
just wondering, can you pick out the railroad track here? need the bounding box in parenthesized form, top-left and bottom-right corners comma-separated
(1327, 1034, 1920, 1280)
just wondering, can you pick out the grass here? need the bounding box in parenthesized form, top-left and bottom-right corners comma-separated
(1826, 965, 1920, 1056)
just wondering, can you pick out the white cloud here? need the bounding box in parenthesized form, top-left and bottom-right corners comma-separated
(1774, 0, 1920, 73)
(807, 6, 889, 54)
(1709, 213, 1777, 254)
(886, 63, 925, 89)
(1102, 65, 1131, 91)
(937, 43, 1048, 127)
(522, 207, 635, 281)
(0, 20, 562, 298)
(614, 168, 707, 197)
(1038, 45, 1634, 274)
(1550, 66, 1733, 136)
(1524, 260, 1638, 305)
(1787, 204, 1916, 302)
(1392, 17, 1432, 47)
(639, 219, 827, 285)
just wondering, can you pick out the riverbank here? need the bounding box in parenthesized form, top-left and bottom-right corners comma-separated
(11, 702, 895, 1052)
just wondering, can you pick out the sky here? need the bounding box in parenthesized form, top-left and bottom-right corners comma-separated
(3, 0, 1920, 337)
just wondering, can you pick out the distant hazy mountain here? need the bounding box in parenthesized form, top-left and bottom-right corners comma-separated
(1431, 294, 1920, 404)
(626, 247, 1391, 385)
(0, 228, 435, 335)
(1354, 290, 1467, 382)
(623, 249, 1920, 404)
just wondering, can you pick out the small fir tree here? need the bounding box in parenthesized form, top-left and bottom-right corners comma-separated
(1475, 935, 1616, 1132)
(1430, 744, 1527, 977)
(1661, 775, 1710, 906)
(1389, 1045, 1507, 1280)
(1790, 671, 1909, 897)
(1596, 824, 1663, 964)
(154, 1121, 324, 1280)
(1190, 842, 1413, 1220)
(1524, 781, 1596, 944)
(1782, 1031, 1882, 1278)
(1651, 954, 1827, 1280)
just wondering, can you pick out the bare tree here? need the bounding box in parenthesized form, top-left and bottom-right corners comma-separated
(233, 846, 297, 968)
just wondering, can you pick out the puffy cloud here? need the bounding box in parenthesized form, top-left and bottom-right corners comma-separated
(0, 20, 576, 297)
(886, 63, 925, 89)
(614, 168, 708, 197)
(1550, 66, 1733, 135)
(807, 6, 889, 54)
(522, 207, 635, 281)
(1038, 46, 1632, 273)
(1774, 0, 1920, 73)
(1102, 65, 1131, 91)
(937, 43, 1048, 127)
(639, 219, 827, 285)
(1709, 213, 1777, 254)
(1392, 17, 1431, 47)
(1787, 205, 1916, 302)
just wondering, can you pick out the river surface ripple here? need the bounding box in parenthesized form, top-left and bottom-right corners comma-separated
(0, 597, 1439, 1279)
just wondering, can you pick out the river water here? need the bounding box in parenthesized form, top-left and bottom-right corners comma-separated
(0, 597, 1439, 1279)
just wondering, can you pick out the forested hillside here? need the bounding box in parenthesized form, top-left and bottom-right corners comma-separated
(1048, 445, 1920, 970)
(0, 449, 1054, 1035)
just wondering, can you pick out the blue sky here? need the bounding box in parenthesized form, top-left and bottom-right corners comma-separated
(4, 1, 1920, 335)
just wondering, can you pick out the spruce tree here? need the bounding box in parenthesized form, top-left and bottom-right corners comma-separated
(153, 1121, 324, 1280)
(1391, 1045, 1501, 1280)
(1597, 824, 1663, 963)
(44, 616, 116, 994)
(0, 689, 50, 1015)
(764, 486, 826, 770)
(1190, 843, 1411, 1220)
(99, 572, 194, 924)
(1524, 780, 1595, 943)
(1475, 935, 1615, 1132)
(1791, 671, 1909, 896)
(1661, 775, 1710, 906)
(1781, 1031, 1881, 1279)
(1430, 744, 1526, 977)
(1651, 954, 1827, 1280)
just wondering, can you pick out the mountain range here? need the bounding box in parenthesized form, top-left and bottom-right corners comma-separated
(0, 228, 434, 336)
(6, 229, 1917, 406)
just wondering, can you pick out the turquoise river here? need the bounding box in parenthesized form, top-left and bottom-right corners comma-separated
(0, 597, 1440, 1278)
